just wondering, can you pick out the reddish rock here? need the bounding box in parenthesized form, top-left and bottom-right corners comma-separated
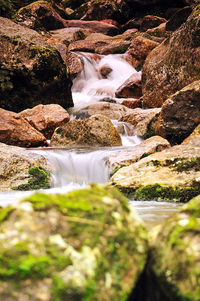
(182, 124, 200, 144)
(124, 36, 159, 69)
(121, 98, 142, 109)
(68, 40, 107, 52)
(50, 27, 92, 45)
(146, 22, 167, 38)
(99, 65, 113, 78)
(123, 28, 138, 34)
(14, 1, 67, 31)
(115, 73, 142, 98)
(96, 40, 131, 55)
(100, 19, 119, 27)
(66, 20, 120, 36)
(0, 108, 47, 147)
(20, 104, 70, 139)
(140, 15, 167, 32)
(65, 52, 83, 78)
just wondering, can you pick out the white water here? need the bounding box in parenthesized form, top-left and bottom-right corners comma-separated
(0, 53, 180, 228)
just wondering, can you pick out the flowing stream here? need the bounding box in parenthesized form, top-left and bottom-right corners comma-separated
(0, 53, 182, 228)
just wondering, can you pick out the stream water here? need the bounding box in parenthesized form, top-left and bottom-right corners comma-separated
(0, 53, 182, 228)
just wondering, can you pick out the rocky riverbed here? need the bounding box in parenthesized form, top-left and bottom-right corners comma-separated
(0, 0, 200, 300)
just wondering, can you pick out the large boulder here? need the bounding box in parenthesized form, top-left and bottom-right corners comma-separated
(0, 143, 49, 191)
(0, 0, 36, 18)
(142, 5, 200, 107)
(14, 1, 67, 31)
(51, 114, 122, 146)
(147, 195, 200, 300)
(110, 137, 200, 202)
(0, 108, 48, 147)
(19, 104, 70, 139)
(0, 184, 148, 300)
(155, 80, 200, 144)
(0, 17, 73, 112)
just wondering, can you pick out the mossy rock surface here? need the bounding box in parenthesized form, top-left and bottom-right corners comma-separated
(0, 184, 148, 300)
(148, 195, 200, 300)
(0, 17, 73, 112)
(110, 137, 200, 202)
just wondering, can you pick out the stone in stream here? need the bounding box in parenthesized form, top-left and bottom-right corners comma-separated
(0, 184, 148, 300)
(0, 142, 49, 191)
(0, 108, 48, 147)
(155, 80, 200, 144)
(0, 17, 73, 113)
(110, 137, 200, 202)
(115, 73, 142, 98)
(142, 5, 200, 108)
(51, 114, 122, 147)
(144, 195, 200, 301)
(20, 104, 70, 140)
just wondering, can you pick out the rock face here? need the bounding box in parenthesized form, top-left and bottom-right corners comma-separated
(51, 114, 122, 146)
(0, 184, 148, 300)
(148, 195, 200, 300)
(20, 104, 70, 139)
(120, 108, 161, 137)
(110, 137, 200, 202)
(0, 17, 73, 112)
(115, 73, 142, 98)
(0, 143, 48, 191)
(108, 135, 170, 171)
(14, 1, 67, 31)
(0, 108, 48, 147)
(140, 15, 167, 32)
(142, 5, 200, 107)
(155, 80, 200, 144)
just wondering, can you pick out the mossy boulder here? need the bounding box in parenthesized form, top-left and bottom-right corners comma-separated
(0, 184, 148, 300)
(147, 194, 200, 300)
(142, 5, 200, 108)
(0, 0, 37, 18)
(0, 17, 73, 112)
(110, 137, 200, 202)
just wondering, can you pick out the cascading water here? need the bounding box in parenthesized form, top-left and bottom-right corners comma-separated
(0, 53, 181, 228)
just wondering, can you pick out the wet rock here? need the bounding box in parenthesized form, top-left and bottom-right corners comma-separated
(121, 98, 142, 109)
(120, 108, 161, 137)
(0, 108, 48, 147)
(108, 136, 170, 172)
(115, 73, 142, 98)
(100, 19, 119, 26)
(124, 36, 159, 69)
(75, 102, 133, 121)
(155, 80, 200, 144)
(99, 65, 113, 78)
(19, 104, 70, 139)
(50, 27, 92, 45)
(14, 1, 67, 31)
(0, 184, 148, 300)
(166, 6, 192, 31)
(96, 40, 131, 54)
(148, 195, 200, 300)
(51, 114, 122, 147)
(182, 124, 200, 144)
(146, 22, 168, 39)
(65, 52, 84, 78)
(0, 17, 73, 112)
(110, 137, 200, 202)
(140, 15, 167, 32)
(68, 39, 107, 52)
(0, 142, 49, 191)
(66, 19, 120, 35)
(142, 5, 200, 108)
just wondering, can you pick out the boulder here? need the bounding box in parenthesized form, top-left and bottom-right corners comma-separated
(19, 104, 70, 139)
(182, 124, 200, 143)
(0, 108, 48, 147)
(121, 98, 142, 109)
(0, 17, 73, 112)
(96, 40, 131, 54)
(0, 184, 148, 300)
(108, 135, 170, 172)
(120, 108, 161, 137)
(142, 5, 200, 108)
(66, 19, 120, 35)
(124, 36, 159, 69)
(0, 0, 36, 18)
(0, 142, 49, 191)
(146, 22, 168, 39)
(65, 52, 84, 78)
(115, 73, 142, 98)
(140, 15, 167, 32)
(155, 80, 200, 144)
(166, 6, 192, 31)
(73, 102, 133, 121)
(148, 195, 200, 300)
(51, 114, 122, 147)
(68, 39, 107, 52)
(50, 27, 92, 45)
(14, 1, 67, 31)
(110, 137, 200, 202)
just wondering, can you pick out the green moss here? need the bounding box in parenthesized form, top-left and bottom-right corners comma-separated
(11, 166, 50, 191)
(0, 206, 14, 223)
(110, 164, 127, 178)
(164, 157, 200, 172)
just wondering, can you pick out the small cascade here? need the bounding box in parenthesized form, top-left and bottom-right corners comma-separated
(72, 53, 140, 110)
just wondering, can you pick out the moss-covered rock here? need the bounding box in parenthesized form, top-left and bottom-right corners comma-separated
(110, 137, 200, 202)
(147, 195, 200, 300)
(0, 184, 148, 300)
(0, 0, 38, 18)
(0, 17, 73, 112)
